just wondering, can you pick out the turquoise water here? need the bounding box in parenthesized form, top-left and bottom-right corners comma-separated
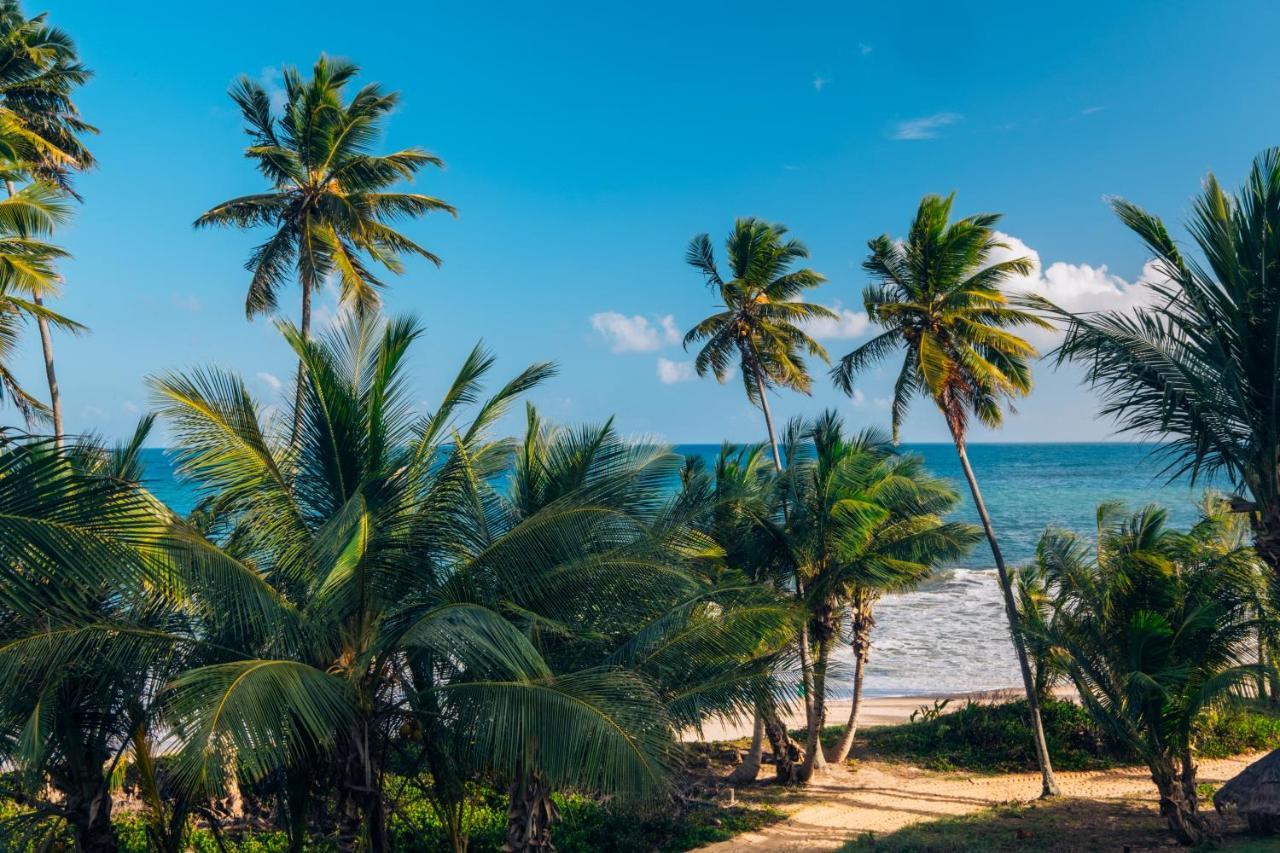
(138, 443, 1216, 697)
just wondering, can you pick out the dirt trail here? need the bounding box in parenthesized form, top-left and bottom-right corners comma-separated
(697, 755, 1260, 852)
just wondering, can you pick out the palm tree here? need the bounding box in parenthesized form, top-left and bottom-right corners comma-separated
(1041, 149, 1280, 583)
(684, 218, 835, 471)
(196, 55, 455, 441)
(0, 422, 180, 852)
(783, 412, 978, 775)
(0, 182, 81, 427)
(0, 0, 96, 443)
(152, 313, 781, 851)
(831, 193, 1061, 796)
(678, 444, 795, 783)
(1024, 503, 1266, 844)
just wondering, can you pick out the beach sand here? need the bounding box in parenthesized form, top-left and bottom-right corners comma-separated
(685, 687, 1035, 743)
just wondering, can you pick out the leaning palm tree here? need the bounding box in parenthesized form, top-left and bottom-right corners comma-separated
(831, 193, 1061, 796)
(196, 55, 455, 440)
(684, 218, 835, 471)
(1041, 148, 1280, 582)
(1026, 503, 1266, 844)
(0, 0, 96, 442)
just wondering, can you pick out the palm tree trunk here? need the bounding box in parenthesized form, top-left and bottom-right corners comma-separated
(503, 761, 558, 852)
(828, 602, 872, 764)
(290, 280, 312, 445)
(800, 632, 831, 780)
(763, 715, 801, 785)
(1253, 497, 1280, 581)
(754, 367, 783, 472)
(728, 711, 765, 784)
(750, 358, 818, 773)
(3, 180, 63, 445)
(950, 431, 1060, 797)
(1151, 755, 1208, 845)
(33, 292, 63, 443)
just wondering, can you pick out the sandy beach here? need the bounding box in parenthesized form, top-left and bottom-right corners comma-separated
(685, 687, 1033, 742)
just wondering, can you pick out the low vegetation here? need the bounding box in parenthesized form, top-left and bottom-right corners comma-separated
(854, 699, 1280, 774)
(0, 784, 785, 853)
(838, 797, 1270, 853)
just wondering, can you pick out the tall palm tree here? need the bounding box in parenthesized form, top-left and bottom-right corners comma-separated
(196, 55, 455, 440)
(1024, 503, 1266, 844)
(783, 412, 978, 776)
(0, 1, 96, 443)
(831, 193, 1061, 796)
(684, 218, 835, 471)
(1042, 149, 1280, 582)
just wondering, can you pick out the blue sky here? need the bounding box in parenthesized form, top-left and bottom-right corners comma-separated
(11, 0, 1280, 443)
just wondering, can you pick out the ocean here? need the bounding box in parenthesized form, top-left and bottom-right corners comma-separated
(139, 443, 1215, 699)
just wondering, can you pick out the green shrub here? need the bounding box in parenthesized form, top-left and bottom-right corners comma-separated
(858, 698, 1280, 773)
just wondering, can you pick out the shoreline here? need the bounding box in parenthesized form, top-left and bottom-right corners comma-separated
(685, 686, 1053, 742)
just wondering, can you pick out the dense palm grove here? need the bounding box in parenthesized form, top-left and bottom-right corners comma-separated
(1, 2, 1280, 850)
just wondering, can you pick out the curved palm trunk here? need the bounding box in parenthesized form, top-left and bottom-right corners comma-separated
(727, 712, 766, 784)
(290, 280, 312, 445)
(828, 600, 872, 764)
(749, 359, 815, 781)
(950, 431, 1060, 797)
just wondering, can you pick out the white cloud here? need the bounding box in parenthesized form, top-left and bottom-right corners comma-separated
(590, 312, 680, 353)
(989, 231, 1164, 344)
(659, 314, 682, 345)
(1080, 105, 1105, 116)
(858, 42, 873, 55)
(259, 66, 288, 112)
(804, 304, 871, 340)
(172, 294, 201, 312)
(122, 401, 139, 415)
(892, 112, 962, 140)
(257, 371, 283, 393)
(813, 74, 831, 92)
(656, 358, 696, 384)
(849, 388, 866, 406)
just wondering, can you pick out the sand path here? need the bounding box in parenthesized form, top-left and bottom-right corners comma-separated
(697, 754, 1261, 852)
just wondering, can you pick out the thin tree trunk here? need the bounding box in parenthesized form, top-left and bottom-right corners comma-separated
(4, 180, 63, 444)
(290, 280, 312, 445)
(751, 360, 817, 768)
(828, 601, 872, 764)
(754, 367, 783, 472)
(801, 632, 831, 779)
(32, 292, 62, 444)
(728, 711, 766, 784)
(950, 431, 1060, 797)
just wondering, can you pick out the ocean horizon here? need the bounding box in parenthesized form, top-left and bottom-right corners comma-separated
(139, 441, 1217, 699)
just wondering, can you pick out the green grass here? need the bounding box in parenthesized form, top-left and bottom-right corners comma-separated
(851, 698, 1280, 774)
(836, 798, 1273, 852)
